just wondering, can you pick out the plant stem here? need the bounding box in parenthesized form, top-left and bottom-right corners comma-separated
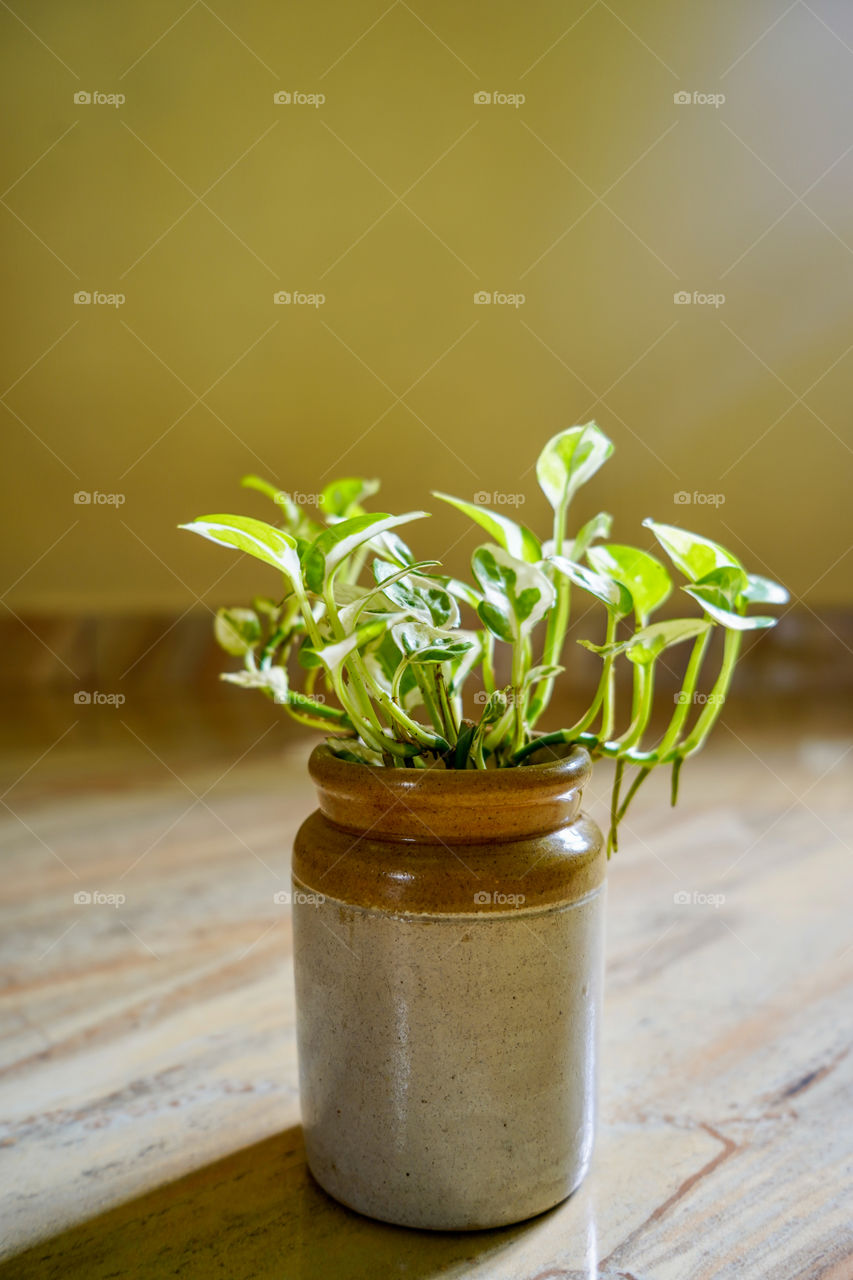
(609, 660, 654, 752)
(615, 764, 653, 824)
(481, 632, 496, 695)
(511, 640, 525, 753)
(655, 627, 712, 759)
(678, 627, 741, 757)
(435, 667, 459, 744)
(527, 497, 570, 726)
(608, 758, 624, 857)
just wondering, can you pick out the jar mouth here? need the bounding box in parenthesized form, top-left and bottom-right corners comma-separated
(307, 742, 593, 844)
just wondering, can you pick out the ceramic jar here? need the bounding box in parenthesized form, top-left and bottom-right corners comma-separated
(292, 743, 606, 1230)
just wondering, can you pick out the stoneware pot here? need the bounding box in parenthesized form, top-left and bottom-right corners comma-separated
(292, 742, 606, 1231)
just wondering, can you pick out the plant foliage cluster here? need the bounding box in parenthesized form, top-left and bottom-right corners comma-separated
(182, 424, 786, 850)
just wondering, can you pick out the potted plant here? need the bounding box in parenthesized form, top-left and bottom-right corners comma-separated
(181, 423, 786, 1230)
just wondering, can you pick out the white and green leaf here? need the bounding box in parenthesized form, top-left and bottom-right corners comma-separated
(587, 543, 671, 624)
(536, 422, 613, 513)
(303, 512, 429, 593)
(390, 619, 478, 664)
(643, 519, 743, 583)
(473, 544, 556, 643)
(214, 607, 262, 656)
(549, 555, 633, 615)
(433, 492, 541, 563)
(319, 476, 380, 518)
(180, 513, 302, 587)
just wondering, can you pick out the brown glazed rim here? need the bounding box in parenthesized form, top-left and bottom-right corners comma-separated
(295, 743, 605, 913)
(307, 741, 594, 844)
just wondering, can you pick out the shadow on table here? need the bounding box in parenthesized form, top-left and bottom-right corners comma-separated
(0, 1126, 554, 1280)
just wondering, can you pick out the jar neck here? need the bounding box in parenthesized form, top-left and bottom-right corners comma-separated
(307, 743, 594, 845)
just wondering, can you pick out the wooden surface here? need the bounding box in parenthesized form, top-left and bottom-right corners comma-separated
(1, 694, 851, 1278)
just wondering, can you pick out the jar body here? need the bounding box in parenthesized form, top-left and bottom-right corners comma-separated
(292, 745, 606, 1231)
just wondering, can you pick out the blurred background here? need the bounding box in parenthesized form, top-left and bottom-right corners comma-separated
(0, 0, 851, 713)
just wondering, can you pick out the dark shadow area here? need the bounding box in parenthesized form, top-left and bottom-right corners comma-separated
(0, 1126, 551, 1280)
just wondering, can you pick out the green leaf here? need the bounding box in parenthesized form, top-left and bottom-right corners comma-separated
(300, 619, 390, 675)
(624, 618, 712, 664)
(472, 545, 555, 642)
(325, 739, 384, 765)
(695, 565, 749, 602)
(221, 667, 345, 722)
(214, 607, 262, 656)
(436, 575, 481, 609)
(478, 600, 514, 643)
(581, 617, 712, 663)
(373, 560, 459, 628)
(319, 477, 380, 518)
(587, 543, 671, 625)
(303, 512, 429, 593)
(686, 565, 779, 628)
(180, 514, 302, 586)
(643, 520, 743, 583)
(741, 573, 789, 605)
(549, 555, 633, 615)
(523, 663, 564, 688)
(372, 530, 416, 567)
(391, 619, 477, 664)
(568, 511, 612, 560)
(445, 630, 485, 695)
(536, 422, 613, 513)
(365, 630, 404, 687)
(240, 474, 300, 526)
(683, 585, 776, 630)
(339, 560, 439, 630)
(433, 492, 541, 563)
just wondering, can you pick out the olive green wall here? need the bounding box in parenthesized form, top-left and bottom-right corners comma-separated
(2, 0, 851, 613)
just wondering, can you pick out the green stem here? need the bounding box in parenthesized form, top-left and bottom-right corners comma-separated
(511, 640, 526, 753)
(608, 759, 624, 857)
(615, 764, 653, 824)
(599, 626, 618, 743)
(435, 667, 459, 744)
(481, 632, 496, 696)
(527, 497, 570, 726)
(679, 627, 741, 757)
(609, 660, 654, 752)
(371, 684, 450, 752)
(527, 578, 569, 725)
(401, 661, 443, 735)
(321, 576, 391, 746)
(655, 627, 712, 759)
(484, 704, 515, 755)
